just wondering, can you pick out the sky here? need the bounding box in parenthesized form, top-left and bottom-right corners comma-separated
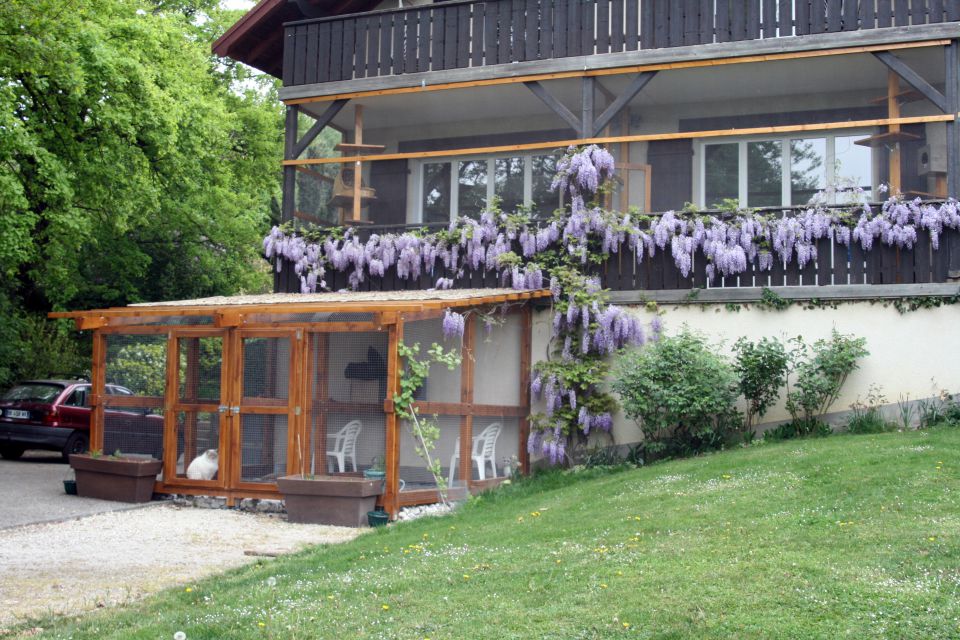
(221, 0, 255, 9)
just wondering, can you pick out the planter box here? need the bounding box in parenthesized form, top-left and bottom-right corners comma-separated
(277, 475, 382, 527)
(69, 454, 162, 503)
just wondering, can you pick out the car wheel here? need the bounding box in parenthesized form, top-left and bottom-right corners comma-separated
(62, 432, 90, 461)
(0, 445, 26, 461)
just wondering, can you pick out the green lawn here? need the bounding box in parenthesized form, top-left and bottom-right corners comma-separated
(32, 428, 960, 639)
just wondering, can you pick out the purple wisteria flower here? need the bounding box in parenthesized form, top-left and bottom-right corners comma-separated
(442, 309, 465, 340)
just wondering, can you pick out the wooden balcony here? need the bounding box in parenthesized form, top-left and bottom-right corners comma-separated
(282, 0, 960, 87)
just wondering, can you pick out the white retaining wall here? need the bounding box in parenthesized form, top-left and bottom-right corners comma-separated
(531, 300, 960, 445)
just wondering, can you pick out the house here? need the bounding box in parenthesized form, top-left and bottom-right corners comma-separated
(53, 3, 960, 516)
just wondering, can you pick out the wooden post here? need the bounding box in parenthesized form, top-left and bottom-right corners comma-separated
(313, 333, 330, 475)
(282, 106, 299, 225)
(581, 77, 595, 140)
(90, 331, 106, 453)
(888, 71, 902, 194)
(519, 306, 532, 475)
(384, 322, 402, 518)
(162, 333, 179, 483)
(287, 328, 304, 476)
(352, 104, 364, 222)
(947, 40, 960, 197)
(459, 314, 475, 489)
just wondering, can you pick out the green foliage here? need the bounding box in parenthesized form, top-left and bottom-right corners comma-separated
(613, 330, 740, 457)
(394, 341, 462, 504)
(763, 419, 832, 441)
(0, 0, 282, 389)
(733, 336, 790, 436)
(785, 330, 868, 428)
(845, 385, 895, 434)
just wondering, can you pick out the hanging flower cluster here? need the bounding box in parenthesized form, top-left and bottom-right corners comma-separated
(263, 143, 959, 464)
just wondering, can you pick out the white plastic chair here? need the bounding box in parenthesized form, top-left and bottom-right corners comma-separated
(448, 422, 502, 486)
(326, 420, 362, 473)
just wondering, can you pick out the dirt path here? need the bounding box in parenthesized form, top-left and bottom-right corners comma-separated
(0, 504, 362, 630)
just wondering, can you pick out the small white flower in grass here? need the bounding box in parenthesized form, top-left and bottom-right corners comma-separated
(266, 577, 277, 588)
(174, 632, 187, 640)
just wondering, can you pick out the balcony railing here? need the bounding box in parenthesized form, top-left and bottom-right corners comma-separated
(282, 0, 960, 86)
(274, 209, 960, 293)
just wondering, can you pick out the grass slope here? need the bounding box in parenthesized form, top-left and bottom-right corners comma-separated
(32, 428, 960, 639)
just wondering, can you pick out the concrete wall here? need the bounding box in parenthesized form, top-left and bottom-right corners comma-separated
(531, 300, 960, 446)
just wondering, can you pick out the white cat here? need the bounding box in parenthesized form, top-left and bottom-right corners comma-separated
(186, 449, 219, 480)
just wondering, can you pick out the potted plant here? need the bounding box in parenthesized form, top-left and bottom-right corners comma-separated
(277, 436, 383, 527)
(363, 456, 386, 484)
(69, 449, 162, 503)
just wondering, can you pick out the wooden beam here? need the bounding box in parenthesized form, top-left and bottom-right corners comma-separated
(282, 106, 298, 224)
(591, 72, 657, 137)
(384, 321, 402, 519)
(524, 81, 582, 135)
(873, 51, 949, 113)
(581, 77, 595, 142)
(291, 99, 349, 159)
(282, 37, 952, 105)
(282, 114, 958, 166)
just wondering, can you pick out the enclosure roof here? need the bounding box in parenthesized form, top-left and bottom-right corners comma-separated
(50, 289, 551, 327)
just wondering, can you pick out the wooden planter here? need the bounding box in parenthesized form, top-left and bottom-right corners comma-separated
(69, 454, 162, 503)
(277, 475, 383, 527)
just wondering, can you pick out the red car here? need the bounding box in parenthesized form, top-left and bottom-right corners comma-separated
(0, 380, 163, 461)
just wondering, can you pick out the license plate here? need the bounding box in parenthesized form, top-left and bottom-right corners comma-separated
(5, 410, 29, 420)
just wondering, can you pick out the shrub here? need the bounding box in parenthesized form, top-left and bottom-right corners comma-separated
(763, 419, 832, 441)
(613, 330, 739, 458)
(846, 385, 895, 434)
(785, 329, 868, 435)
(733, 336, 790, 437)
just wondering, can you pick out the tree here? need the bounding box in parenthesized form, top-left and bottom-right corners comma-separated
(0, 0, 283, 387)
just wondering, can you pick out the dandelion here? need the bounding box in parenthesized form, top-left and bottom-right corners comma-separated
(463, 574, 471, 580)
(600, 583, 608, 589)
(184, 587, 192, 593)
(266, 577, 277, 588)
(530, 511, 541, 517)
(174, 633, 187, 640)
(721, 474, 732, 479)
(382, 604, 391, 611)
(258, 622, 266, 628)
(623, 622, 631, 629)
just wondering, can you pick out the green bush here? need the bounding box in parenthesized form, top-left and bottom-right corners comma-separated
(763, 419, 832, 441)
(733, 336, 790, 437)
(613, 330, 740, 458)
(785, 330, 868, 436)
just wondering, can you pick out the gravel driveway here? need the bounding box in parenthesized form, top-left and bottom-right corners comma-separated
(0, 455, 363, 630)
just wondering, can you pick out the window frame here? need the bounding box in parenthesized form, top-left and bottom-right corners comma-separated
(696, 129, 875, 209)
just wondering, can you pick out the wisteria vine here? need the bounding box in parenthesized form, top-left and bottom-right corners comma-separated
(263, 145, 960, 463)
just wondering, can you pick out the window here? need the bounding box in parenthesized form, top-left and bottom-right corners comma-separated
(415, 153, 562, 222)
(700, 133, 874, 208)
(64, 386, 90, 407)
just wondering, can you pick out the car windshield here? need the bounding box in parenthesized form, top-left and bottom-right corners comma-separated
(2, 383, 65, 403)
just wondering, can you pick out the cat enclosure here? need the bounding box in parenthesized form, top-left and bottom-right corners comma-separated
(51, 289, 546, 517)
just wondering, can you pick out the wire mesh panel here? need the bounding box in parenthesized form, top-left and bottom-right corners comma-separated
(241, 337, 291, 404)
(240, 414, 288, 482)
(471, 416, 520, 481)
(103, 334, 167, 461)
(175, 411, 220, 479)
(473, 313, 522, 406)
(399, 414, 461, 490)
(178, 337, 222, 404)
(102, 405, 165, 460)
(403, 318, 462, 403)
(306, 331, 388, 475)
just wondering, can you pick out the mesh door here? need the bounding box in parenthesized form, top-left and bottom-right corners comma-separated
(240, 414, 288, 482)
(241, 337, 290, 404)
(306, 332, 387, 475)
(103, 334, 166, 460)
(175, 411, 220, 479)
(178, 337, 222, 403)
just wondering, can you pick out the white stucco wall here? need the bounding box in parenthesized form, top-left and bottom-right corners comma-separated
(532, 301, 960, 445)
